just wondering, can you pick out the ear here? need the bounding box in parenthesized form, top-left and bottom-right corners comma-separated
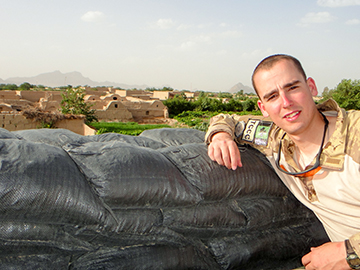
(257, 99, 269, 118)
(307, 77, 318, 97)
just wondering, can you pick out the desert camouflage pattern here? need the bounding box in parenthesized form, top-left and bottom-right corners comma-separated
(205, 98, 360, 256)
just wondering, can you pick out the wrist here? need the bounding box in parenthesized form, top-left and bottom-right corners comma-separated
(211, 131, 233, 142)
(345, 239, 360, 269)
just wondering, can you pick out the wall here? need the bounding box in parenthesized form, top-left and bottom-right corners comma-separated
(0, 91, 20, 100)
(18, 91, 46, 102)
(94, 101, 133, 122)
(1, 89, 168, 125)
(123, 100, 166, 119)
(0, 112, 95, 136)
(152, 91, 170, 100)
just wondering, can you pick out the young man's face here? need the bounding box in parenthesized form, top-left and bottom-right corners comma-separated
(255, 59, 318, 136)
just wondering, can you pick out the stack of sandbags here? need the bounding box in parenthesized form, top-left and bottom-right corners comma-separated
(0, 128, 329, 269)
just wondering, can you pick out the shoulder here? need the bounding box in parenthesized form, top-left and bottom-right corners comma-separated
(344, 109, 360, 163)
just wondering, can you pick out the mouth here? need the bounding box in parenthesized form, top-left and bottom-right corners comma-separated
(284, 111, 300, 120)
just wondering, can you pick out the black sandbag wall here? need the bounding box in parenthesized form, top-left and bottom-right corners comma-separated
(0, 128, 329, 269)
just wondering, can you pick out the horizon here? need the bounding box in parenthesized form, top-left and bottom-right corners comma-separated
(0, 70, 254, 93)
(1, 0, 359, 93)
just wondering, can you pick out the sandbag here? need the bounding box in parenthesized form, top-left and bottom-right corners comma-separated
(159, 143, 289, 200)
(0, 127, 330, 269)
(161, 195, 314, 238)
(13, 128, 95, 147)
(95, 132, 167, 149)
(140, 128, 205, 146)
(208, 220, 329, 269)
(0, 139, 117, 229)
(63, 141, 202, 207)
(111, 208, 163, 234)
(70, 242, 219, 270)
(0, 127, 19, 139)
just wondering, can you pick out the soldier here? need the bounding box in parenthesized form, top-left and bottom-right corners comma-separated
(205, 54, 360, 269)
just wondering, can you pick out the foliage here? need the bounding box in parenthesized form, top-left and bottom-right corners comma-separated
(89, 122, 171, 136)
(146, 86, 174, 91)
(242, 98, 257, 111)
(0, 84, 18, 90)
(174, 110, 262, 132)
(61, 87, 97, 123)
(234, 90, 249, 100)
(321, 79, 360, 110)
(217, 92, 233, 98)
(163, 91, 259, 117)
(19, 82, 35, 90)
(163, 93, 195, 116)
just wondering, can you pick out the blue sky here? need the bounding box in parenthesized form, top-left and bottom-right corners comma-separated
(1, 0, 359, 92)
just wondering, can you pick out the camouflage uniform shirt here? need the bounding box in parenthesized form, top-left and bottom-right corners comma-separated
(205, 99, 360, 255)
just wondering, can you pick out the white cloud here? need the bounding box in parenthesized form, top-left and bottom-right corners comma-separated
(81, 11, 105, 23)
(197, 23, 214, 29)
(219, 30, 242, 38)
(156, 18, 174, 29)
(298, 12, 336, 26)
(195, 34, 212, 43)
(216, 50, 227, 55)
(317, 0, 360, 7)
(177, 24, 192, 31)
(241, 48, 273, 59)
(346, 18, 360, 24)
(176, 34, 212, 51)
(178, 41, 197, 51)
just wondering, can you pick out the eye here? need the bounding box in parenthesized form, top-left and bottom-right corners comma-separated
(267, 93, 278, 101)
(289, 85, 298, 90)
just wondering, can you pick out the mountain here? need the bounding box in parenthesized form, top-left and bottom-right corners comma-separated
(1, 71, 255, 93)
(229, 82, 255, 94)
(0, 71, 148, 89)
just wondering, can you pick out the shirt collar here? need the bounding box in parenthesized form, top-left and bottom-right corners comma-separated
(317, 99, 346, 170)
(278, 99, 346, 171)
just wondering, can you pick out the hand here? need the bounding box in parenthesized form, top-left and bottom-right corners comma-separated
(207, 132, 242, 170)
(301, 241, 351, 270)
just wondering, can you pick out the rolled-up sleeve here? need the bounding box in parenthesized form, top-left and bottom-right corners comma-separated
(350, 233, 360, 258)
(205, 114, 249, 144)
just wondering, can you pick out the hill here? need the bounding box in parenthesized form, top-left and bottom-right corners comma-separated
(0, 71, 254, 94)
(0, 71, 148, 89)
(228, 82, 255, 94)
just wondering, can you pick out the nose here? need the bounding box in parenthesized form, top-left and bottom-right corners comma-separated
(280, 92, 293, 108)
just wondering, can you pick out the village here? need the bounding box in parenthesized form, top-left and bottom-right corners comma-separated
(0, 87, 200, 135)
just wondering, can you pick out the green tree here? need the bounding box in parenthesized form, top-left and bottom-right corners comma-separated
(224, 98, 243, 111)
(242, 98, 258, 111)
(217, 92, 233, 98)
(323, 79, 360, 110)
(19, 82, 34, 90)
(61, 87, 97, 123)
(162, 93, 194, 117)
(0, 84, 18, 90)
(161, 86, 174, 91)
(234, 90, 248, 100)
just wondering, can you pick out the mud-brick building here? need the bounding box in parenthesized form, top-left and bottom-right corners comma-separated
(0, 111, 95, 135)
(0, 88, 170, 129)
(0, 91, 33, 112)
(122, 98, 167, 122)
(93, 101, 133, 122)
(151, 90, 199, 101)
(37, 92, 63, 111)
(84, 93, 133, 122)
(151, 91, 179, 100)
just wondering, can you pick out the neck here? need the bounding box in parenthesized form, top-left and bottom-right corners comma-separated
(288, 111, 328, 157)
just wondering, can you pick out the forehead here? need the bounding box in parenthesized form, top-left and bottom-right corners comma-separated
(254, 60, 304, 92)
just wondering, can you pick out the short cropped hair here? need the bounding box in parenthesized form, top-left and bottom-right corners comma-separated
(251, 54, 307, 96)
